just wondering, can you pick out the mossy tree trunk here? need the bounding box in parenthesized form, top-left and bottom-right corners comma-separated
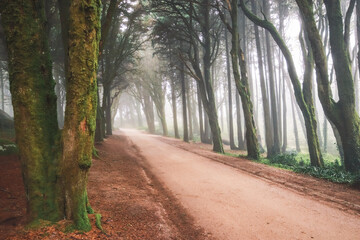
(296, 0, 360, 172)
(227, 0, 259, 160)
(59, 0, 101, 231)
(198, 0, 223, 153)
(2, 0, 61, 223)
(2, 0, 101, 229)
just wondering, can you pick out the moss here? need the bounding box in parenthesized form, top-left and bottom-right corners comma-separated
(73, 190, 92, 232)
(2, 0, 62, 224)
(85, 190, 94, 214)
(79, 155, 92, 170)
(95, 213, 103, 231)
(92, 146, 99, 158)
(26, 219, 52, 230)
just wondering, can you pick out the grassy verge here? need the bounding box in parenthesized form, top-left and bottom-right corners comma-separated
(0, 138, 18, 155)
(259, 151, 359, 184)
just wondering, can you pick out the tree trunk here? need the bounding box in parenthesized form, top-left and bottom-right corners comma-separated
(54, 65, 64, 128)
(282, 76, 287, 152)
(199, 0, 223, 153)
(94, 95, 104, 142)
(197, 83, 204, 142)
(229, 0, 259, 159)
(2, 0, 61, 222)
(0, 68, 4, 111)
(251, 0, 274, 157)
(190, 87, 199, 135)
(225, 28, 237, 149)
(171, 78, 180, 138)
(291, 97, 301, 152)
(186, 78, 193, 140)
(105, 89, 112, 135)
(236, 92, 246, 150)
(2, 0, 101, 230)
(356, 0, 360, 113)
(60, 0, 101, 230)
(262, 0, 280, 157)
(181, 63, 189, 142)
(103, 84, 112, 136)
(143, 93, 155, 134)
(134, 100, 143, 128)
(158, 103, 168, 136)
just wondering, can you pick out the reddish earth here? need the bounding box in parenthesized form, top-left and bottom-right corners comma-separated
(0, 129, 360, 239)
(0, 134, 209, 240)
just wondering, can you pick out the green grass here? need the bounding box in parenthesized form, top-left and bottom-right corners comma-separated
(261, 151, 359, 184)
(223, 149, 359, 184)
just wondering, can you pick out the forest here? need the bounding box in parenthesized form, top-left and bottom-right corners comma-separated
(0, 0, 360, 239)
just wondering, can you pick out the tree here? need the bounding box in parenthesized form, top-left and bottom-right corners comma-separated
(240, 0, 324, 167)
(1, 0, 101, 230)
(151, 0, 224, 153)
(296, 0, 360, 172)
(224, 27, 237, 149)
(218, 0, 259, 159)
(250, 0, 274, 157)
(99, 3, 145, 136)
(262, 0, 281, 157)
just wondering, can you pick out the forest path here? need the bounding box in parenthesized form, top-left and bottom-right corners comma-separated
(123, 129, 360, 240)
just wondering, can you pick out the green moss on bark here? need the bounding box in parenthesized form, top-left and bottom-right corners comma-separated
(2, 0, 61, 223)
(59, 0, 101, 231)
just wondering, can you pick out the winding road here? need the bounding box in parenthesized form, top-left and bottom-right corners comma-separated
(123, 129, 360, 240)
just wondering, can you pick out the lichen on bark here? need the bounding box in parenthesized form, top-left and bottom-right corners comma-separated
(60, 0, 101, 231)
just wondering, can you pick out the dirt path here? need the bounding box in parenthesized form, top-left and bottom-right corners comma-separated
(0, 134, 209, 239)
(124, 129, 360, 240)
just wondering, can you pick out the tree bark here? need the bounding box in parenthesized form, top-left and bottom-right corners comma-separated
(103, 84, 112, 136)
(54, 65, 64, 128)
(186, 77, 193, 140)
(236, 92, 246, 150)
(197, 82, 204, 142)
(291, 97, 301, 152)
(262, 0, 280, 157)
(171, 78, 180, 138)
(229, 0, 259, 159)
(2, 0, 101, 229)
(2, 0, 61, 222)
(198, 0, 223, 153)
(251, 0, 274, 157)
(143, 93, 155, 134)
(181, 62, 189, 142)
(0, 68, 4, 111)
(225, 27, 237, 149)
(60, 0, 101, 231)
